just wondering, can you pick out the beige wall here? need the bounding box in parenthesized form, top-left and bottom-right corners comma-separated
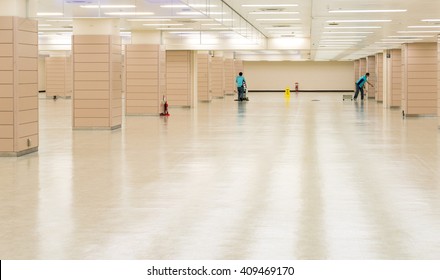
(243, 61, 354, 91)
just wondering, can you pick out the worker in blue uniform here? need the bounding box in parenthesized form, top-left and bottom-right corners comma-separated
(354, 72, 374, 101)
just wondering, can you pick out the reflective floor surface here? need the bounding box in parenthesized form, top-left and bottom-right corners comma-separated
(1, 92, 440, 259)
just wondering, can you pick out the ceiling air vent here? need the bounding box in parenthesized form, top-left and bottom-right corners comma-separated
(176, 20, 196, 24)
(272, 25, 292, 28)
(259, 8, 284, 12)
(281, 35, 295, 37)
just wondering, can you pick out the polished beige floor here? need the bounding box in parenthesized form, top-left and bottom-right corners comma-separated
(1, 92, 440, 260)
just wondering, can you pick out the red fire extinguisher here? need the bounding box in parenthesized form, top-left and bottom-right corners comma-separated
(295, 82, 299, 93)
(160, 95, 170, 116)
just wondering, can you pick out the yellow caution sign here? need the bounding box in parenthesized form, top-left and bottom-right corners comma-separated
(285, 87, 290, 97)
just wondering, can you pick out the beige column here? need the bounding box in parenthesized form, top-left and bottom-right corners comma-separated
(0, 0, 38, 156)
(353, 60, 360, 83)
(359, 57, 367, 76)
(72, 19, 122, 130)
(402, 42, 437, 117)
(45, 56, 72, 99)
(384, 49, 402, 109)
(223, 52, 235, 95)
(166, 50, 193, 107)
(375, 53, 384, 102)
(197, 51, 212, 102)
(234, 59, 244, 77)
(438, 36, 440, 127)
(211, 52, 225, 99)
(125, 31, 165, 115)
(366, 55, 376, 99)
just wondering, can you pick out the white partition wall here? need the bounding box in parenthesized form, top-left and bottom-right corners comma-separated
(367, 55, 376, 99)
(166, 50, 193, 107)
(45, 56, 72, 99)
(402, 43, 437, 116)
(211, 56, 224, 99)
(375, 53, 384, 102)
(0, 16, 38, 156)
(125, 44, 165, 115)
(197, 52, 212, 102)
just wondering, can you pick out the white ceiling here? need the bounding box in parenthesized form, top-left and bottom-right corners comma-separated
(33, 0, 440, 61)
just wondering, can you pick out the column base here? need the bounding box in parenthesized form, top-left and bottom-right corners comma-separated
(0, 147, 38, 157)
(73, 124, 122, 130)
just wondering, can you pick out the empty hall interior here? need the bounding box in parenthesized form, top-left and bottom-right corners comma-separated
(1, 0, 440, 260)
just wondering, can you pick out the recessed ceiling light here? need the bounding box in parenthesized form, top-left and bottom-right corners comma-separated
(408, 26, 440, 28)
(421, 19, 440, 22)
(329, 9, 406, 13)
(326, 20, 391, 23)
(242, 4, 298, 7)
(388, 35, 433, 38)
(375, 42, 405, 44)
(143, 23, 183, 26)
(325, 26, 382, 29)
(256, 18, 300, 21)
(127, 19, 171, 22)
(322, 36, 366, 38)
(160, 4, 217, 8)
(323, 31, 374, 34)
(320, 39, 362, 42)
(265, 27, 302, 30)
(46, 19, 73, 22)
(105, 12, 154, 16)
(398, 30, 440, 33)
(37, 12, 64, 16)
(381, 38, 422, 41)
(156, 27, 194, 30)
(249, 12, 299, 15)
(80, 5, 136, 9)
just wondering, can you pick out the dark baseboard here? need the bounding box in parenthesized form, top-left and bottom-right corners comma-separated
(248, 90, 354, 93)
(39, 90, 46, 93)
